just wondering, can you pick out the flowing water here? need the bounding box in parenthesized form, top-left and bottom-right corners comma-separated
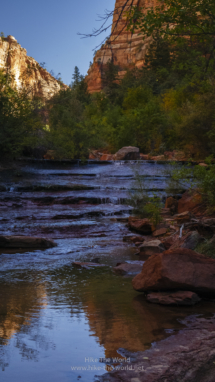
(0, 160, 215, 382)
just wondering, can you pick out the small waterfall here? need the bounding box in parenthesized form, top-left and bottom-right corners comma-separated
(179, 224, 184, 238)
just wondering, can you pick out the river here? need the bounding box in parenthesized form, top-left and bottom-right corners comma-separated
(0, 160, 215, 382)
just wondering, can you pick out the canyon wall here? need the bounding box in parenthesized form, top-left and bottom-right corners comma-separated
(0, 35, 65, 99)
(86, 0, 159, 93)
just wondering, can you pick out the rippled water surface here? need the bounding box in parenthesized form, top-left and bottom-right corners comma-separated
(0, 161, 215, 382)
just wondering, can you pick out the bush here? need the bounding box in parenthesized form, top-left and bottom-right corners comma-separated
(128, 169, 162, 226)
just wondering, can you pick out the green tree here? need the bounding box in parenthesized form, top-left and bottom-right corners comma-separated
(128, 0, 215, 78)
(0, 71, 43, 160)
(47, 88, 90, 159)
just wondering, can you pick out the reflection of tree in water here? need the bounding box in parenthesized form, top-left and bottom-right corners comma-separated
(0, 279, 55, 371)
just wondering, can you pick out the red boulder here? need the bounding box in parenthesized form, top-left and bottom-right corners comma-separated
(132, 248, 215, 296)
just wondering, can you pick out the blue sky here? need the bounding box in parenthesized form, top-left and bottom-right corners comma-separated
(1, 0, 115, 85)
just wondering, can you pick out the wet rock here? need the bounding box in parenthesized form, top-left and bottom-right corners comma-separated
(178, 190, 202, 213)
(165, 197, 178, 214)
(113, 261, 145, 275)
(132, 248, 215, 295)
(113, 146, 140, 161)
(123, 235, 144, 243)
(135, 241, 143, 247)
(140, 154, 149, 160)
(128, 217, 155, 234)
(139, 240, 165, 257)
(150, 155, 165, 161)
(0, 185, 7, 192)
(72, 262, 106, 269)
(174, 211, 192, 224)
(98, 315, 215, 382)
(130, 236, 145, 243)
(18, 184, 95, 192)
(162, 231, 202, 251)
(172, 150, 186, 160)
(181, 231, 202, 250)
(162, 236, 176, 250)
(160, 208, 172, 218)
(152, 228, 167, 237)
(123, 235, 135, 242)
(0, 235, 56, 248)
(203, 218, 215, 227)
(146, 290, 201, 305)
(100, 154, 113, 161)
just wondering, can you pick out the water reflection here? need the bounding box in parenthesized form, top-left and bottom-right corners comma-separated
(1, 162, 215, 381)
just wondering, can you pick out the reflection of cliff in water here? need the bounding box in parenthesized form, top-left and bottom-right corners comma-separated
(0, 280, 47, 369)
(73, 271, 215, 359)
(83, 282, 184, 358)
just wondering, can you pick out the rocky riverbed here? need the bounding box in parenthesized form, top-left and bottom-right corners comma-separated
(0, 159, 215, 382)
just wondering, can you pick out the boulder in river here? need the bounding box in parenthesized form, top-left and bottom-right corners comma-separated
(128, 217, 155, 234)
(72, 262, 107, 269)
(113, 261, 145, 275)
(132, 248, 215, 296)
(139, 240, 165, 256)
(146, 290, 201, 306)
(0, 235, 56, 248)
(113, 146, 140, 160)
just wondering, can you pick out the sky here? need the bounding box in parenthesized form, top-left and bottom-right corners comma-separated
(1, 0, 115, 85)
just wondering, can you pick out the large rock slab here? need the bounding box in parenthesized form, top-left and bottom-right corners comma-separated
(128, 217, 155, 234)
(178, 191, 202, 213)
(98, 315, 215, 382)
(0, 235, 56, 249)
(113, 146, 140, 160)
(139, 240, 165, 256)
(152, 228, 167, 237)
(163, 231, 202, 251)
(181, 231, 202, 250)
(146, 290, 201, 305)
(132, 248, 215, 295)
(174, 211, 192, 224)
(165, 196, 178, 213)
(113, 261, 145, 275)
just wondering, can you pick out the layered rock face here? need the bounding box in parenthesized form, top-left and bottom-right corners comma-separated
(86, 0, 159, 93)
(0, 35, 64, 99)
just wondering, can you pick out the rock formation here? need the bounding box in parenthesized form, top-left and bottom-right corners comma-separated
(0, 35, 66, 99)
(86, 0, 159, 93)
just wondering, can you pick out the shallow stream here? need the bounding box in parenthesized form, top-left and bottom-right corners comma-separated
(0, 160, 215, 382)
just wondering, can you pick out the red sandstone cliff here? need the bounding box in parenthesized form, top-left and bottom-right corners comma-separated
(86, 0, 159, 93)
(0, 35, 66, 99)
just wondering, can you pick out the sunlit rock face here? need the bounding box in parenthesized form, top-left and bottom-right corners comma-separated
(0, 35, 65, 99)
(86, 0, 160, 93)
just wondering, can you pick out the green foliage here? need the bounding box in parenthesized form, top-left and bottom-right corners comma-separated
(0, 32, 5, 41)
(46, 88, 89, 159)
(128, 169, 162, 226)
(0, 71, 43, 159)
(196, 237, 215, 259)
(167, 159, 215, 209)
(128, 0, 215, 79)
